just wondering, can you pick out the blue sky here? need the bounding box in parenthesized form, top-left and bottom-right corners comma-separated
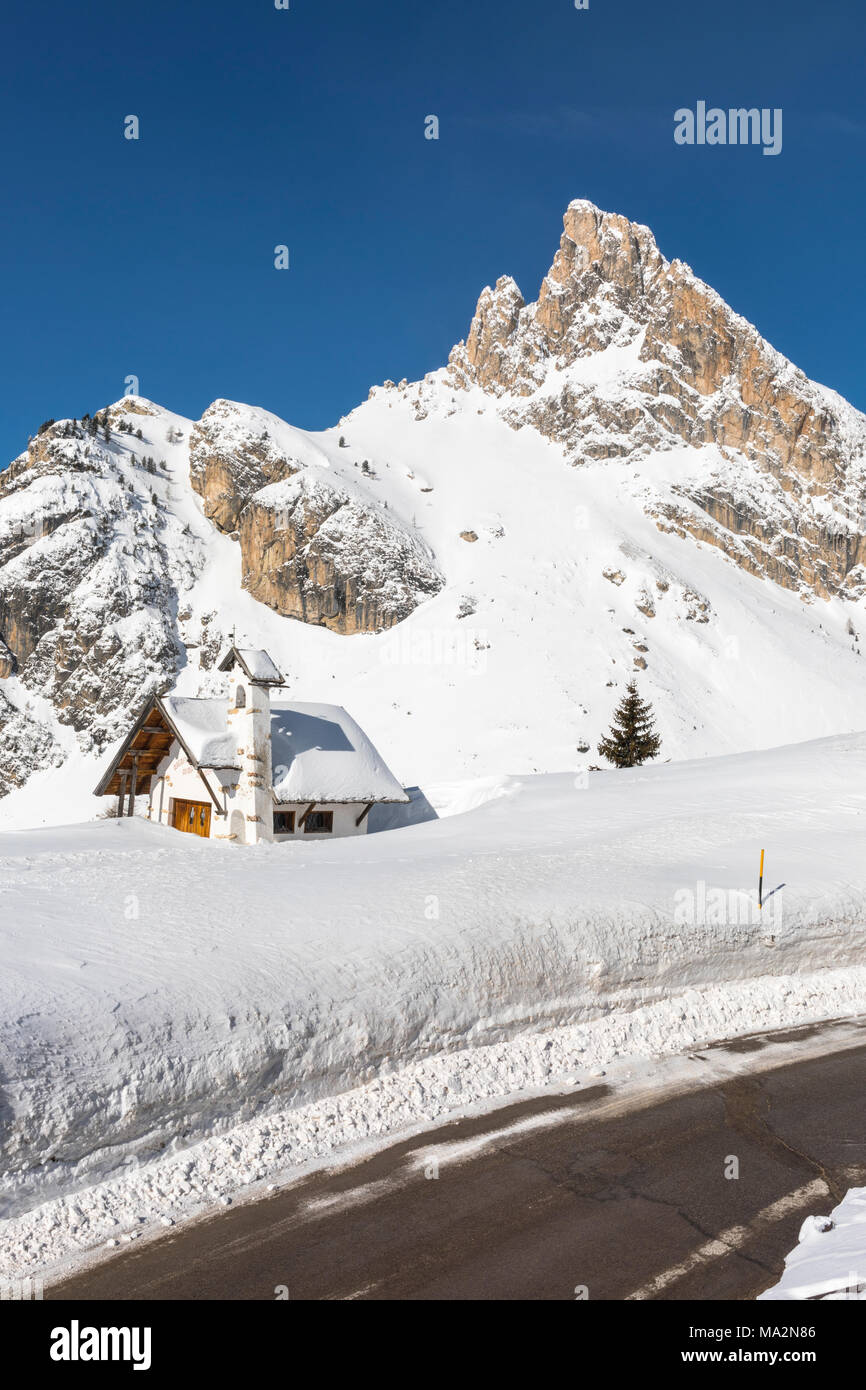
(1, 0, 864, 466)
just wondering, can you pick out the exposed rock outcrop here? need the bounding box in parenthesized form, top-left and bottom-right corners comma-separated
(447, 200, 866, 598)
(0, 416, 194, 777)
(189, 400, 443, 633)
(240, 474, 442, 634)
(188, 399, 298, 533)
(0, 688, 63, 796)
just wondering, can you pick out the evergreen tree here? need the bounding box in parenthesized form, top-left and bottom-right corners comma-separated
(597, 680, 662, 768)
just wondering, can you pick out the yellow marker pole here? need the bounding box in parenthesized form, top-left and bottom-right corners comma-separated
(759, 849, 765, 910)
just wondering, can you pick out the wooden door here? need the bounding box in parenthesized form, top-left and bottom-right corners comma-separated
(172, 799, 211, 838)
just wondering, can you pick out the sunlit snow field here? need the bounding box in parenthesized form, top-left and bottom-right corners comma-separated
(2, 730, 866, 1279)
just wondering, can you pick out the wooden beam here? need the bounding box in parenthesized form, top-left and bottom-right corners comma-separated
(93, 693, 167, 797)
(117, 773, 128, 819)
(126, 756, 139, 817)
(298, 802, 317, 827)
(196, 769, 226, 817)
(355, 802, 374, 828)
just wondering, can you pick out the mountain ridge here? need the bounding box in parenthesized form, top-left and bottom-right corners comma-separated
(2, 200, 865, 819)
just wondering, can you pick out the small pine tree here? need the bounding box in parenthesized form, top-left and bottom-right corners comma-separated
(597, 680, 662, 768)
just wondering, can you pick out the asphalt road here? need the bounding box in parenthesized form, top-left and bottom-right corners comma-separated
(49, 1025, 866, 1301)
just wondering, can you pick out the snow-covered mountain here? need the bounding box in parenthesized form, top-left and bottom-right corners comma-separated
(2, 200, 866, 821)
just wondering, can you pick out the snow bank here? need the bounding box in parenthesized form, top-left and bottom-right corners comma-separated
(2, 730, 866, 1271)
(2, 973, 866, 1282)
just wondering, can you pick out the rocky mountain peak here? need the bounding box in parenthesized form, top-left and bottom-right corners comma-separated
(446, 199, 866, 602)
(448, 200, 669, 397)
(544, 199, 668, 325)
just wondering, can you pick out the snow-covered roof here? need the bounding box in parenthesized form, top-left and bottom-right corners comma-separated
(161, 697, 239, 769)
(217, 647, 283, 685)
(159, 695, 408, 802)
(271, 702, 409, 804)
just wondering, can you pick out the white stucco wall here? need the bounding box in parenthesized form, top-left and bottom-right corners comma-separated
(272, 803, 371, 842)
(226, 676, 274, 845)
(147, 749, 234, 838)
(148, 746, 374, 844)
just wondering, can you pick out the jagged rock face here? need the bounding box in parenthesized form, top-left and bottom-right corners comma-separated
(0, 688, 63, 796)
(447, 200, 866, 599)
(190, 400, 444, 632)
(240, 474, 443, 634)
(458, 277, 527, 394)
(0, 421, 193, 783)
(188, 399, 298, 533)
(654, 483, 866, 601)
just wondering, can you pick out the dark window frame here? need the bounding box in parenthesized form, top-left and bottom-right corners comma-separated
(303, 810, 334, 834)
(274, 810, 296, 834)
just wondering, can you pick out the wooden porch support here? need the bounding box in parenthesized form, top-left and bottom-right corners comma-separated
(197, 768, 226, 817)
(298, 801, 317, 828)
(355, 802, 374, 828)
(126, 755, 139, 817)
(118, 773, 128, 819)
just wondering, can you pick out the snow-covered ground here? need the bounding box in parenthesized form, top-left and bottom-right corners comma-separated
(761, 1188, 866, 1301)
(2, 728, 866, 1279)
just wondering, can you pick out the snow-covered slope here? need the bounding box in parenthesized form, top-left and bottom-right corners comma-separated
(2, 201, 866, 823)
(2, 729, 866, 1236)
(2, 390, 866, 827)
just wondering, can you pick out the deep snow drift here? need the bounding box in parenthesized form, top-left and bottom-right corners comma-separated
(2, 727, 866, 1257)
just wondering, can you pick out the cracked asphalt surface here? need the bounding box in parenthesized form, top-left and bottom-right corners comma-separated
(49, 1030, 866, 1301)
